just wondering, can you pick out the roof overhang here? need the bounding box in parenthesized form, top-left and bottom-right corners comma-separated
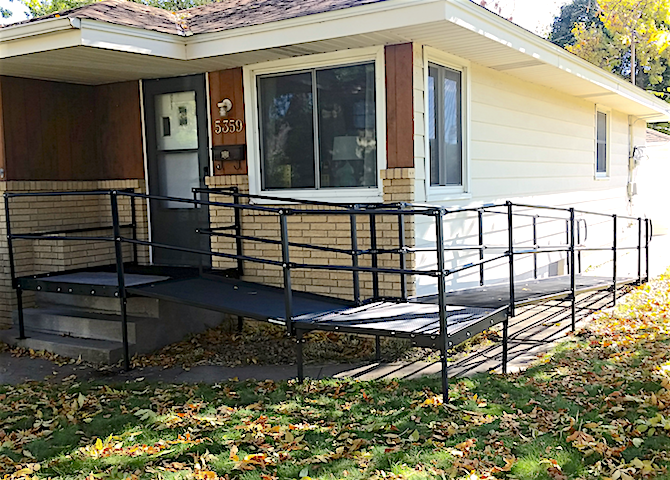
(0, 0, 669, 121)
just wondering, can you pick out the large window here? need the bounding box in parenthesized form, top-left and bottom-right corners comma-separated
(428, 62, 463, 187)
(257, 62, 377, 190)
(596, 110, 608, 176)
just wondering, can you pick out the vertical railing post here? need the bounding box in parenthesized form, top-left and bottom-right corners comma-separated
(504, 201, 514, 375)
(645, 219, 650, 282)
(577, 219, 583, 273)
(280, 212, 294, 335)
(232, 187, 244, 278)
(532, 215, 538, 279)
(350, 208, 361, 305)
(111, 191, 130, 371)
(565, 219, 570, 275)
(570, 208, 576, 331)
(4, 193, 25, 340)
(130, 192, 138, 265)
(506, 202, 515, 318)
(398, 208, 408, 301)
(637, 217, 643, 285)
(478, 209, 485, 286)
(435, 208, 449, 403)
(612, 214, 617, 306)
(370, 213, 380, 300)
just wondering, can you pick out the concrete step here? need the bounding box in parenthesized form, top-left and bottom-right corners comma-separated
(35, 292, 160, 317)
(0, 328, 132, 364)
(12, 308, 144, 344)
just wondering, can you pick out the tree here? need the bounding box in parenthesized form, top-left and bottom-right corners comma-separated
(13, 0, 213, 18)
(559, 0, 670, 89)
(549, 0, 603, 47)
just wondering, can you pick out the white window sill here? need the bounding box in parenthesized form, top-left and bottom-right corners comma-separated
(249, 187, 383, 206)
(426, 188, 471, 203)
(594, 174, 610, 181)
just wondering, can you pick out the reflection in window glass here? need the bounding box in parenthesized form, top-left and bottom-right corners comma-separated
(318, 64, 376, 188)
(596, 111, 607, 174)
(258, 63, 377, 190)
(258, 72, 315, 189)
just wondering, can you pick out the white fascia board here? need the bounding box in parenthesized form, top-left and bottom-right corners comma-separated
(78, 19, 187, 59)
(185, 0, 445, 59)
(446, 0, 670, 121)
(0, 17, 75, 41)
(0, 17, 82, 58)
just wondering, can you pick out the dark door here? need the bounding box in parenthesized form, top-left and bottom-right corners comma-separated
(143, 74, 211, 267)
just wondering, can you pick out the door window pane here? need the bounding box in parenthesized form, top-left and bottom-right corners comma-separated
(157, 152, 200, 208)
(258, 72, 315, 190)
(429, 64, 463, 187)
(155, 91, 198, 151)
(317, 64, 377, 188)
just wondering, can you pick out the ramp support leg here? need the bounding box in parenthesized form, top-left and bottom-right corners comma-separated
(296, 329, 304, 383)
(570, 208, 576, 332)
(502, 316, 509, 375)
(111, 191, 130, 371)
(16, 288, 25, 340)
(612, 215, 617, 307)
(237, 316, 244, 332)
(375, 336, 381, 362)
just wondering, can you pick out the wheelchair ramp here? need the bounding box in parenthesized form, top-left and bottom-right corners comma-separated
(127, 276, 352, 324)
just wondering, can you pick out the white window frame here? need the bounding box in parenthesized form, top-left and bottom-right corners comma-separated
(595, 105, 611, 179)
(423, 46, 471, 202)
(243, 46, 386, 204)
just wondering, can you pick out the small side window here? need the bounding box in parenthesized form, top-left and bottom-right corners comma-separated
(596, 110, 608, 176)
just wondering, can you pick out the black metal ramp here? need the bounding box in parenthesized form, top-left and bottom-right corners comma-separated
(416, 274, 637, 309)
(294, 302, 508, 348)
(127, 276, 352, 324)
(19, 271, 170, 297)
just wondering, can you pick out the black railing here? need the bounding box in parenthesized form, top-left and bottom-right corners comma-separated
(3, 188, 653, 401)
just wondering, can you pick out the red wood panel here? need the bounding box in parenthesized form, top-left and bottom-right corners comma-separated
(96, 81, 144, 180)
(208, 68, 247, 175)
(385, 44, 415, 169)
(0, 79, 6, 179)
(0, 76, 144, 181)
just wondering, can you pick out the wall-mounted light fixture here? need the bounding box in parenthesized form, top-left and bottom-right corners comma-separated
(217, 98, 233, 117)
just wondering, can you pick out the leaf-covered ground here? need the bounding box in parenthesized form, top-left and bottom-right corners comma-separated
(3, 272, 670, 480)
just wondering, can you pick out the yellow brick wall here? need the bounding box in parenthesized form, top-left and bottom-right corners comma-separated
(0, 180, 149, 326)
(206, 169, 416, 302)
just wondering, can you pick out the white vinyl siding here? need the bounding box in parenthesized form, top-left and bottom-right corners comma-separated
(414, 54, 646, 295)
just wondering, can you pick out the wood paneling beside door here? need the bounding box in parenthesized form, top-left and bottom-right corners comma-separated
(0, 76, 144, 181)
(96, 81, 144, 180)
(208, 68, 247, 175)
(385, 43, 415, 170)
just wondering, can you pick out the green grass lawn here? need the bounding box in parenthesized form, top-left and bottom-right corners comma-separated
(3, 274, 670, 480)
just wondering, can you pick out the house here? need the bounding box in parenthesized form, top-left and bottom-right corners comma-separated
(0, 0, 667, 342)
(636, 129, 670, 236)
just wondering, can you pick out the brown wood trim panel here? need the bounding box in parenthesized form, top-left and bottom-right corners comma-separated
(208, 68, 248, 175)
(385, 43, 414, 170)
(96, 81, 144, 180)
(0, 76, 144, 181)
(0, 79, 5, 180)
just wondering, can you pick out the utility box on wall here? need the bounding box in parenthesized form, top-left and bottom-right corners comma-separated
(212, 145, 247, 175)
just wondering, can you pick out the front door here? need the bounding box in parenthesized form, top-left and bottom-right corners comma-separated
(143, 75, 210, 267)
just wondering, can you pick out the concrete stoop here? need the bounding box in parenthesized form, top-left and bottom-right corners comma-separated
(0, 291, 227, 364)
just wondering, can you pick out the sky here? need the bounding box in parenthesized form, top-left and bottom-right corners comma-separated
(0, 0, 571, 33)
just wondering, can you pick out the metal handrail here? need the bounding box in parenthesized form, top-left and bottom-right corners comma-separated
(3, 188, 652, 400)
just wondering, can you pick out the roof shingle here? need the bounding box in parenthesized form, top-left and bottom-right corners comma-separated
(2, 0, 386, 36)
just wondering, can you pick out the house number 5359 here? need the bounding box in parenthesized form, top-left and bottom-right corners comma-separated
(215, 119, 244, 134)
